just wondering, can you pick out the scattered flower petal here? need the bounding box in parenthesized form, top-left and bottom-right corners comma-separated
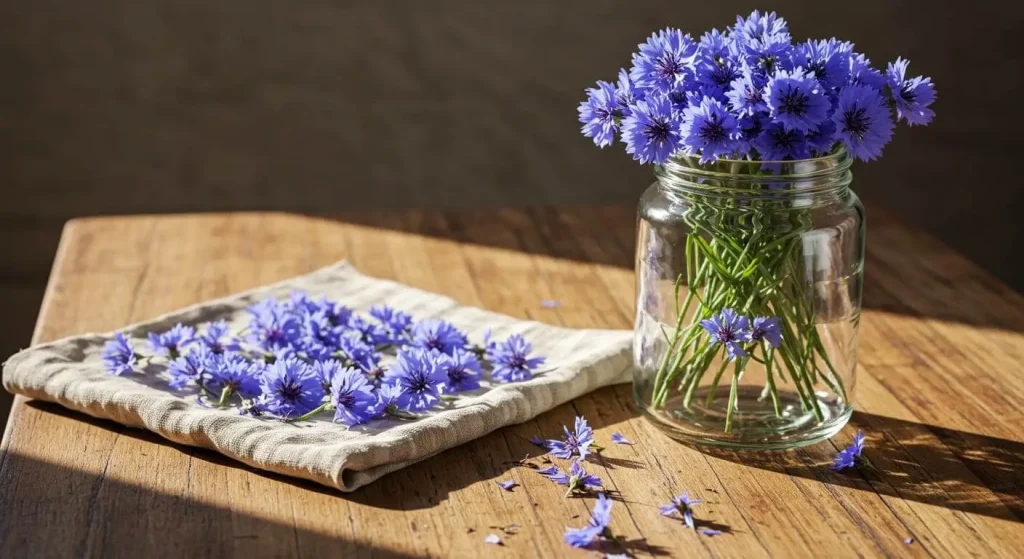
(660, 491, 701, 530)
(540, 299, 562, 308)
(904, 537, 914, 545)
(529, 435, 547, 448)
(484, 534, 502, 545)
(610, 432, 632, 445)
(564, 493, 614, 548)
(699, 528, 724, 537)
(537, 465, 571, 485)
(497, 479, 516, 491)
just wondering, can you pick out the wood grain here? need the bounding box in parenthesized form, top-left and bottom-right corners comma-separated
(1, 206, 1022, 558)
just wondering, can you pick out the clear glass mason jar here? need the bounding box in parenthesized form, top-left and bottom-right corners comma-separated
(634, 149, 864, 449)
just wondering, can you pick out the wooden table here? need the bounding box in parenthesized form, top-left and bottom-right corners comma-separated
(2, 206, 1022, 558)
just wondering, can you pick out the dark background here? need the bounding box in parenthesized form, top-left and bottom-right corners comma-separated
(1, 1, 1021, 425)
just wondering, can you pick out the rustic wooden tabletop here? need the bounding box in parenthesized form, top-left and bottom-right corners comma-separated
(1, 206, 1022, 558)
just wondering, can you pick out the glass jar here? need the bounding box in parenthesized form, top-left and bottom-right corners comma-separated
(634, 150, 864, 449)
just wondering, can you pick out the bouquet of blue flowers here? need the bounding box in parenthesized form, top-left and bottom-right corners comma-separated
(580, 12, 936, 440)
(579, 11, 935, 164)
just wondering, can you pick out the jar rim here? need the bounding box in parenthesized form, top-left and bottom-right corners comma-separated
(657, 147, 852, 181)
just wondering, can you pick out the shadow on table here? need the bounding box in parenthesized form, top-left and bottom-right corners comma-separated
(699, 410, 1024, 524)
(0, 451, 416, 558)
(17, 397, 1023, 528)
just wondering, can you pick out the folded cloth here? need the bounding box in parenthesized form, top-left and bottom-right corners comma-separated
(2, 261, 632, 491)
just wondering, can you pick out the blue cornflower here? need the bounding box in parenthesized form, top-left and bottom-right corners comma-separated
(410, 318, 468, 356)
(348, 315, 391, 346)
(578, 80, 620, 148)
(565, 461, 604, 495)
(383, 348, 447, 412)
(438, 348, 483, 393)
(726, 67, 768, 117)
(610, 432, 632, 445)
(329, 366, 377, 426)
(306, 294, 353, 328)
(849, 53, 887, 90)
(102, 332, 138, 376)
(832, 85, 894, 161)
(832, 430, 867, 470)
(288, 292, 351, 325)
(731, 10, 790, 44)
(336, 331, 381, 373)
(805, 120, 837, 155)
(700, 308, 751, 360)
(736, 113, 768, 153)
(886, 58, 936, 126)
(246, 299, 301, 352)
(613, 69, 642, 116)
(630, 28, 697, 93)
(489, 334, 546, 383)
(369, 305, 413, 343)
(660, 490, 701, 529)
(259, 357, 324, 417)
(312, 358, 342, 391)
(681, 96, 739, 163)
(301, 310, 342, 361)
(146, 323, 195, 358)
(695, 29, 743, 97)
(564, 493, 614, 548)
(765, 69, 830, 133)
(286, 291, 319, 314)
(832, 449, 856, 471)
(622, 95, 683, 165)
(547, 416, 595, 460)
(539, 461, 603, 496)
(168, 346, 215, 390)
(206, 353, 263, 399)
(286, 288, 317, 311)
(750, 316, 783, 348)
(753, 121, 810, 161)
(372, 381, 404, 418)
(732, 11, 792, 73)
(794, 39, 852, 90)
(195, 320, 241, 355)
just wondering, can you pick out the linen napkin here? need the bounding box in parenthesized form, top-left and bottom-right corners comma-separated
(2, 261, 632, 491)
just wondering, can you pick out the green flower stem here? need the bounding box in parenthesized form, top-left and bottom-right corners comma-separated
(650, 234, 710, 405)
(215, 386, 233, 408)
(724, 360, 742, 433)
(646, 196, 843, 431)
(287, 402, 333, 423)
(764, 348, 782, 417)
